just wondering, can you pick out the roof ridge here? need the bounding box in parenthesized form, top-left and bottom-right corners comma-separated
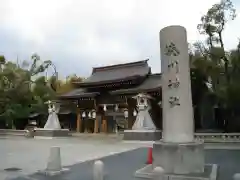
(92, 59, 149, 73)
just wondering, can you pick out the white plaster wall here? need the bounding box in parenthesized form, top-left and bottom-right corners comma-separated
(160, 25, 194, 143)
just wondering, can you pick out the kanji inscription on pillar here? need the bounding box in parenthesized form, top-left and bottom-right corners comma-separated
(164, 42, 180, 108)
(164, 42, 180, 56)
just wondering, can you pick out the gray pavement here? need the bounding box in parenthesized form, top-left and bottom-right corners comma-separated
(0, 137, 142, 180)
(1, 137, 240, 180)
(15, 148, 147, 180)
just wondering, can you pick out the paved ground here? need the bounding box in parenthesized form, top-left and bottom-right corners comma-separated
(16, 148, 147, 180)
(0, 136, 142, 180)
(11, 147, 240, 180)
(1, 137, 240, 180)
(206, 149, 240, 180)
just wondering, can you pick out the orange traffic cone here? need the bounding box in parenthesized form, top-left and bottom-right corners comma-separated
(146, 147, 153, 164)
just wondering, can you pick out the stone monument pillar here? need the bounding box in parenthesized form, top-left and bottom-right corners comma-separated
(160, 26, 194, 143)
(153, 25, 204, 174)
(134, 26, 217, 180)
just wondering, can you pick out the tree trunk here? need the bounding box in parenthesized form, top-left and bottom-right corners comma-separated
(209, 34, 213, 48)
(218, 32, 224, 48)
(217, 31, 230, 83)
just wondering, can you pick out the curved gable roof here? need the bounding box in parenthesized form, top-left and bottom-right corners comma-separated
(74, 59, 151, 87)
(59, 88, 99, 99)
(110, 73, 161, 95)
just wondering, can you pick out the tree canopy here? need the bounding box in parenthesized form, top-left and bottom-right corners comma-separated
(0, 54, 82, 129)
(190, 0, 240, 131)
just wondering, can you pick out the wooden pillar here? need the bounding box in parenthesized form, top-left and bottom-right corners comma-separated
(127, 98, 135, 129)
(93, 99, 99, 133)
(94, 116, 99, 133)
(76, 108, 81, 132)
(103, 119, 107, 133)
(101, 113, 107, 133)
(128, 107, 134, 129)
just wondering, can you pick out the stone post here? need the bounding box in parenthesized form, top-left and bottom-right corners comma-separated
(233, 173, 240, 180)
(153, 167, 165, 180)
(153, 25, 204, 174)
(45, 146, 62, 175)
(93, 160, 104, 180)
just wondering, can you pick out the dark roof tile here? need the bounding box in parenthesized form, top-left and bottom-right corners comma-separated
(59, 74, 161, 99)
(110, 73, 161, 95)
(58, 88, 99, 99)
(75, 59, 150, 86)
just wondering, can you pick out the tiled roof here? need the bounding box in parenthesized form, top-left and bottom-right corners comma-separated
(74, 59, 150, 86)
(110, 73, 161, 95)
(59, 88, 99, 99)
(59, 74, 161, 99)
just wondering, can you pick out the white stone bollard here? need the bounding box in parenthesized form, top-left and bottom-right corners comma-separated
(46, 146, 62, 174)
(93, 160, 104, 180)
(233, 173, 240, 180)
(153, 167, 165, 180)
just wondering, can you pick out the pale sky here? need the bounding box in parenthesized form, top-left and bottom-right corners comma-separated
(0, 0, 240, 78)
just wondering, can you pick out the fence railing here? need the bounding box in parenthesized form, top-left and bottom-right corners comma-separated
(195, 133, 240, 142)
(0, 129, 28, 136)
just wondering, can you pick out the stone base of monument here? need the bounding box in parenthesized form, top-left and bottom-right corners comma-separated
(153, 141, 205, 173)
(134, 140, 218, 180)
(123, 130, 161, 141)
(135, 164, 218, 180)
(34, 128, 71, 139)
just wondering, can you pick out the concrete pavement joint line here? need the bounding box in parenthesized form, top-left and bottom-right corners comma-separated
(122, 141, 154, 148)
(135, 164, 154, 179)
(75, 147, 140, 163)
